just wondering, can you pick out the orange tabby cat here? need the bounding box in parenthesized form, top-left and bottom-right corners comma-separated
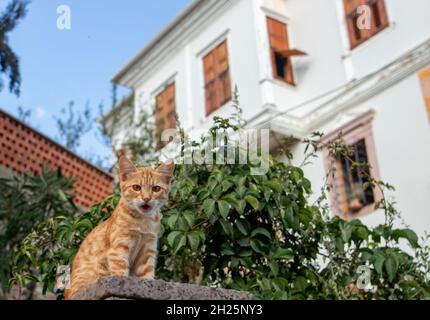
(64, 156, 175, 299)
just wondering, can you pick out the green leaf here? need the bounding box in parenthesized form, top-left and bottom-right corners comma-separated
(353, 226, 369, 241)
(174, 235, 187, 254)
(269, 261, 279, 277)
(272, 247, 294, 260)
(293, 276, 308, 291)
(341, 224, 352, 243)
(182, 211, 195, 228)
(221, 242, 235, 256)
(393, 229, 419, 248)
(235, 220, 249, 236)
(374, 253, 385, 274)
(245, 195, 259, 210)
(238, 250, 253, 257)
(251, 227, 271, 240)
(385, 254, 399, 282)
(217, 200, 231, 219)
(234, 200, 246, 215)
(250, 239, 267, 255)
(187, 231, 200, 251)
(266, 179, 282, 192)
(219, 220, 234, 237)
(203, 199, 215, 217)
(167, 214, 178, 229)
(335, 237, 344, 252)
(167, 231, 182, 249)
(237, 237, 250, 247)
(221, 180, 233, 192)
(74, 218, 93, 230)
(283, 207, 295, 229)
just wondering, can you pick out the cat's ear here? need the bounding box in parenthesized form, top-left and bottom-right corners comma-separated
(156, 160, 175, 183)
(118, 156, 137, 181)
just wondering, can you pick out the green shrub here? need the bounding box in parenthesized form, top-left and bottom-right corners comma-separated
(9, 115, 430, 300)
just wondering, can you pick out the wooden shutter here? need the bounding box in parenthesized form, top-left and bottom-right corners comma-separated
(203, 51, 218, 115)
(371, 0, 389, 29)
(203, 40, 232, 115)
(266, 17, 294, 85)
(344, 0, 389, 49)
(419, 67, 430, 123)
(215, 41, 231, 106)
(155, 82, 176, 147)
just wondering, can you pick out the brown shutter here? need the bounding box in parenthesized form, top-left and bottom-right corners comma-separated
(266, 17, 295, 85)
(373, 0, 389, 28)
(344, 0, 389, 49)
(215, 41, 231, 106)
(203, 51, 218, 115)
(165, 83, 176, 130)
(419, 67, 430, 124)
(267, 17, 289, 51)
(203, 40, 232, 115)
(155, 82, 176, 148)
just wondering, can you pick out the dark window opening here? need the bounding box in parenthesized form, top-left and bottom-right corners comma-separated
(275, 52, 288, 79)
(339, 139, 375, 214)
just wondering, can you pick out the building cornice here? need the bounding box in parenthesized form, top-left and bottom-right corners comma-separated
(249, 38, 430, 138)
(111, 0, 235, 88)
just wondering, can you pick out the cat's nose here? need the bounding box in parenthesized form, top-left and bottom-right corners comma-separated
(143, 197, 150, 204)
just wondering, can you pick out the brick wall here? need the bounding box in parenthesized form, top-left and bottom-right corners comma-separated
(0, 109, 113, 208)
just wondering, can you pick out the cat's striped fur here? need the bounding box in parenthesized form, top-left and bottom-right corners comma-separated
(65, 156, 174, 299)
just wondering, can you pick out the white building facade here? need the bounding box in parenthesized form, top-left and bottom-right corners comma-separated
(108, 0, 430, 235)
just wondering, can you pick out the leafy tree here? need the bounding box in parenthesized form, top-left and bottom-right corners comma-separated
(55, 101, 92, 152)
(17, 105, 31, 123)
(9, 111, 430, 299)
(0, 165, 79, 297)
(0, 0, 29, 96)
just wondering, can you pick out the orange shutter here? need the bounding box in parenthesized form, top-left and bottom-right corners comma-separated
(266, 17, 294, 85)
(203, 51, 218, 115)
(203, 40, 232, 115)
(373, 0, 389, 28)
(344, 0, 389, 49)
(165, 83, 176, 130)
(267, 17, 289, 52)
(419, 68, 430, 124)
(215, 41, 231, 106)
(155, 82, 176, 147)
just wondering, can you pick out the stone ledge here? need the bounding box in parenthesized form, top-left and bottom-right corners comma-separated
(72, 276, 254, 300)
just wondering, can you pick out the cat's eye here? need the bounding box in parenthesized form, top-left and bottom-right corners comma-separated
(152, 185, 161, 192)
(132, 185, 141, 191)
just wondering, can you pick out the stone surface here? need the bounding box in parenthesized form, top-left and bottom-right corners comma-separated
(72, 276, 254, 300)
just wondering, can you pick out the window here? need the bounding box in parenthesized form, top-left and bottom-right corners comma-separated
(344, 0, 389, 49)
(338, 139, 375, 213)
(322, 111, 382, 219)
(155, 82, 176, 148)
(267, 17, 295, 85)
(203, 40, 232, 116)
(419, 67, 430, 124)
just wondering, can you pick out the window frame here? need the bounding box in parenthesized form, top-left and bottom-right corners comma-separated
(322, 111, 382, 220)
(343, 0, 389, 49)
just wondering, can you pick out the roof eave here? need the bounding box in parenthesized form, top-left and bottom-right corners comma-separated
(111, 0, 204, 87)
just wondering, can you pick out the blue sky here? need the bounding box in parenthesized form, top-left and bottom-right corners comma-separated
(0, 0, 191, 168)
